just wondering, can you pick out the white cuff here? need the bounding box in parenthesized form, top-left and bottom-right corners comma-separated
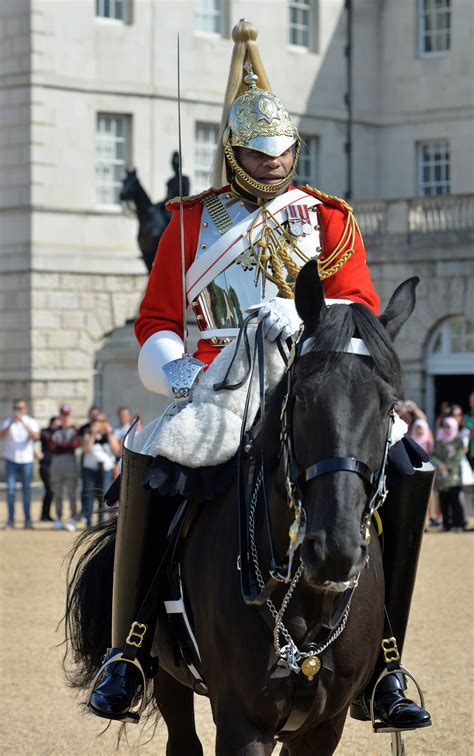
(138, 330, 184, 396)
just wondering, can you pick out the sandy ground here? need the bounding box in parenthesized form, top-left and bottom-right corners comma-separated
(1, 497, 473, 756)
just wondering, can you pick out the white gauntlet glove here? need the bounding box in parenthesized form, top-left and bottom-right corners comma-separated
(246, 300, 293, 343)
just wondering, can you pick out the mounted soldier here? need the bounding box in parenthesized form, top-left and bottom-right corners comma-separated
(87, 19, 432, 737)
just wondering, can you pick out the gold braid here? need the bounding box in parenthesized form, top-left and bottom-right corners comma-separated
(317, 212, 358, 280)
(248, 207, 312, 298)
(246, 197, 360, 293)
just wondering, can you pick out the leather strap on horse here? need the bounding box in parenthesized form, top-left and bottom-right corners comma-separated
(232, 318, 295, 606)
(121, 499, 190, 664)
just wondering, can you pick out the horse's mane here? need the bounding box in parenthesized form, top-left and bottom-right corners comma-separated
(299, 303, 404, 396)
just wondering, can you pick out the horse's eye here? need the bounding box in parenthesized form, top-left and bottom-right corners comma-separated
(295, 395, 306, 406)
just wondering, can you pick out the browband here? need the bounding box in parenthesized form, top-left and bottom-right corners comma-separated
(300, 336, 371, 358)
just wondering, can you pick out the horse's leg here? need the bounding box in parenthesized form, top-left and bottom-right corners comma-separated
(282, 710, 347, 756)
(153, 667, 203, 756)
(214, 705, 274, 756)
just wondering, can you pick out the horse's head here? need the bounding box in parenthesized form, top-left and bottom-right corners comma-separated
(275, 262, 419, 592)
(119, 169, 139, 201)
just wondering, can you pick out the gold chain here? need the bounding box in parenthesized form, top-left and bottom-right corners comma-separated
(224, 141, 301, 196)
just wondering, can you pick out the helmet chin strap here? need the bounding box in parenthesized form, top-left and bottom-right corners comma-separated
(224, 141, 300, 200)
(232, 174, 289, 203)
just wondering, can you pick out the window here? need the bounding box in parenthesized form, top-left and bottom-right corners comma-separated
(194, 123, 218, 192)
(427, 317, 474, 365)
(289, 0, 312, 49)
(96, 114, 131, 206)
(418, 0, 451, 56)
(96, 0, 129, 22)
(195, 0, 224, 35)
(294, 136, 318, 187)
(417, 141, 450, 196)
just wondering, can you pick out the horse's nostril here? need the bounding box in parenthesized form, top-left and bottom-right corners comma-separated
(302, 534, 367, 586)
(302, 536, 326, 566)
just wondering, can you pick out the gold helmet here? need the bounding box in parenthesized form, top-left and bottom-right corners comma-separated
(211, 20, 300, 195)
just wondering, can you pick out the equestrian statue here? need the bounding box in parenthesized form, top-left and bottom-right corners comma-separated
(120, 153, 190, 272)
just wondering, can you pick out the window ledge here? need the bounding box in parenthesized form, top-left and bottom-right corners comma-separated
(418, 50, 450, 59)
(95, 17, 128, 26)
(193, 30, 223, 39)
(288, 44, 312, 54)
(95, 204, 123, 213)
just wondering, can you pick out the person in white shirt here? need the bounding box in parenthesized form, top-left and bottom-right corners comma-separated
(0, 399, 40, 529)
(112, 406, 133, 445)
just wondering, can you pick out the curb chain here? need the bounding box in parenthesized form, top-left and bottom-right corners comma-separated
(248, 467, 352, 673)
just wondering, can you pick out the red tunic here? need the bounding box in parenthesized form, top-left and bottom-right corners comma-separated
(135, 185, 380, 366)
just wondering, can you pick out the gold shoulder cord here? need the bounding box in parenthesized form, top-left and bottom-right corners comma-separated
(300, 186, 361, 281)
(317, 212, 359, 281)
(245, 193, 362, 296)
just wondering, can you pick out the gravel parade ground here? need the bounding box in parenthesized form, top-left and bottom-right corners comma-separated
(1, 498, 472, 755)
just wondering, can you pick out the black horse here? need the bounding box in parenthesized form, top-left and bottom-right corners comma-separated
(65, 264, 420, 754)
(120, 169, 171, 272)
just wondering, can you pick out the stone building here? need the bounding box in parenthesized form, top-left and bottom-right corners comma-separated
(0, 0, 473, 431)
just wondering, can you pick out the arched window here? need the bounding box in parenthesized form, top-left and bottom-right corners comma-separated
(425, 317, 474, 425)
(426, 317, 474, 374)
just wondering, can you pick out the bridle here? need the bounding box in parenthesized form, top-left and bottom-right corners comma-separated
(238, 322, 395, 608)
(221, 314, 397, 688)
(278, 328, 395, 589)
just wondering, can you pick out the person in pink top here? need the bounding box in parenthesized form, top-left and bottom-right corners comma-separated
(432, 417, 467, 531)
(408, 418, 433, 454)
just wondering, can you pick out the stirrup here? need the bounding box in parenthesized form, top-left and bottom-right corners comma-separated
(370, 664, 430, 734)
(87, 651, 148, 724)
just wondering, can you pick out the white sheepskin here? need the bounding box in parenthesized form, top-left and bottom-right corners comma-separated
(140, 299, 301, 467)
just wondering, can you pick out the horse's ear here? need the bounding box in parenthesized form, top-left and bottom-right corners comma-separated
(379, 277, 420, 341)
(294, 260, 326, 332)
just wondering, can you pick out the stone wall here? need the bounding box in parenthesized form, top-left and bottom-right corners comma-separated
(27, 270, 145, 424)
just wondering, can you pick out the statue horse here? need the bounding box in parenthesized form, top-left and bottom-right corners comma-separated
(65, 264, 420, 755)
(120, 169, 170, 272)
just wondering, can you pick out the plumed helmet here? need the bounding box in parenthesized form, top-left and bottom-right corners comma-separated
(225, 77, 299, 157)
(211, 19, 300, 192)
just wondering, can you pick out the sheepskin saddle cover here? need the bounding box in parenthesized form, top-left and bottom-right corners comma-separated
(131, 299, 301, 468)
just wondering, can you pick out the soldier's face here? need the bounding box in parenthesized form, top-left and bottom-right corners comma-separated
(237, 147, 294, 186)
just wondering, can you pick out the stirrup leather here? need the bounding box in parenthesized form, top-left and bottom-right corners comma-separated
(87, 651, 148, 724)
(369, 664, 428, 734)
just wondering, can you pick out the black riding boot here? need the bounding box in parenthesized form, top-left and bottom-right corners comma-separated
(88, 445, 175, 723)
(351, 461, 435, 730)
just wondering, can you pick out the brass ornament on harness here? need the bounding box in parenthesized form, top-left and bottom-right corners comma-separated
(381, 636, 401, 664)
(300, 655, 322, 681)
(125, 621, 148, 648)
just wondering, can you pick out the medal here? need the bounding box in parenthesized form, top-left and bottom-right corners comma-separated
(288, 204, 312, 237)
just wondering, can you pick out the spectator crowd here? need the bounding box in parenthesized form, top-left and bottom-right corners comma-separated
(399, 392, 474, 532)
(1, 402, 140, 530)
(2, 394, 473, 532)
